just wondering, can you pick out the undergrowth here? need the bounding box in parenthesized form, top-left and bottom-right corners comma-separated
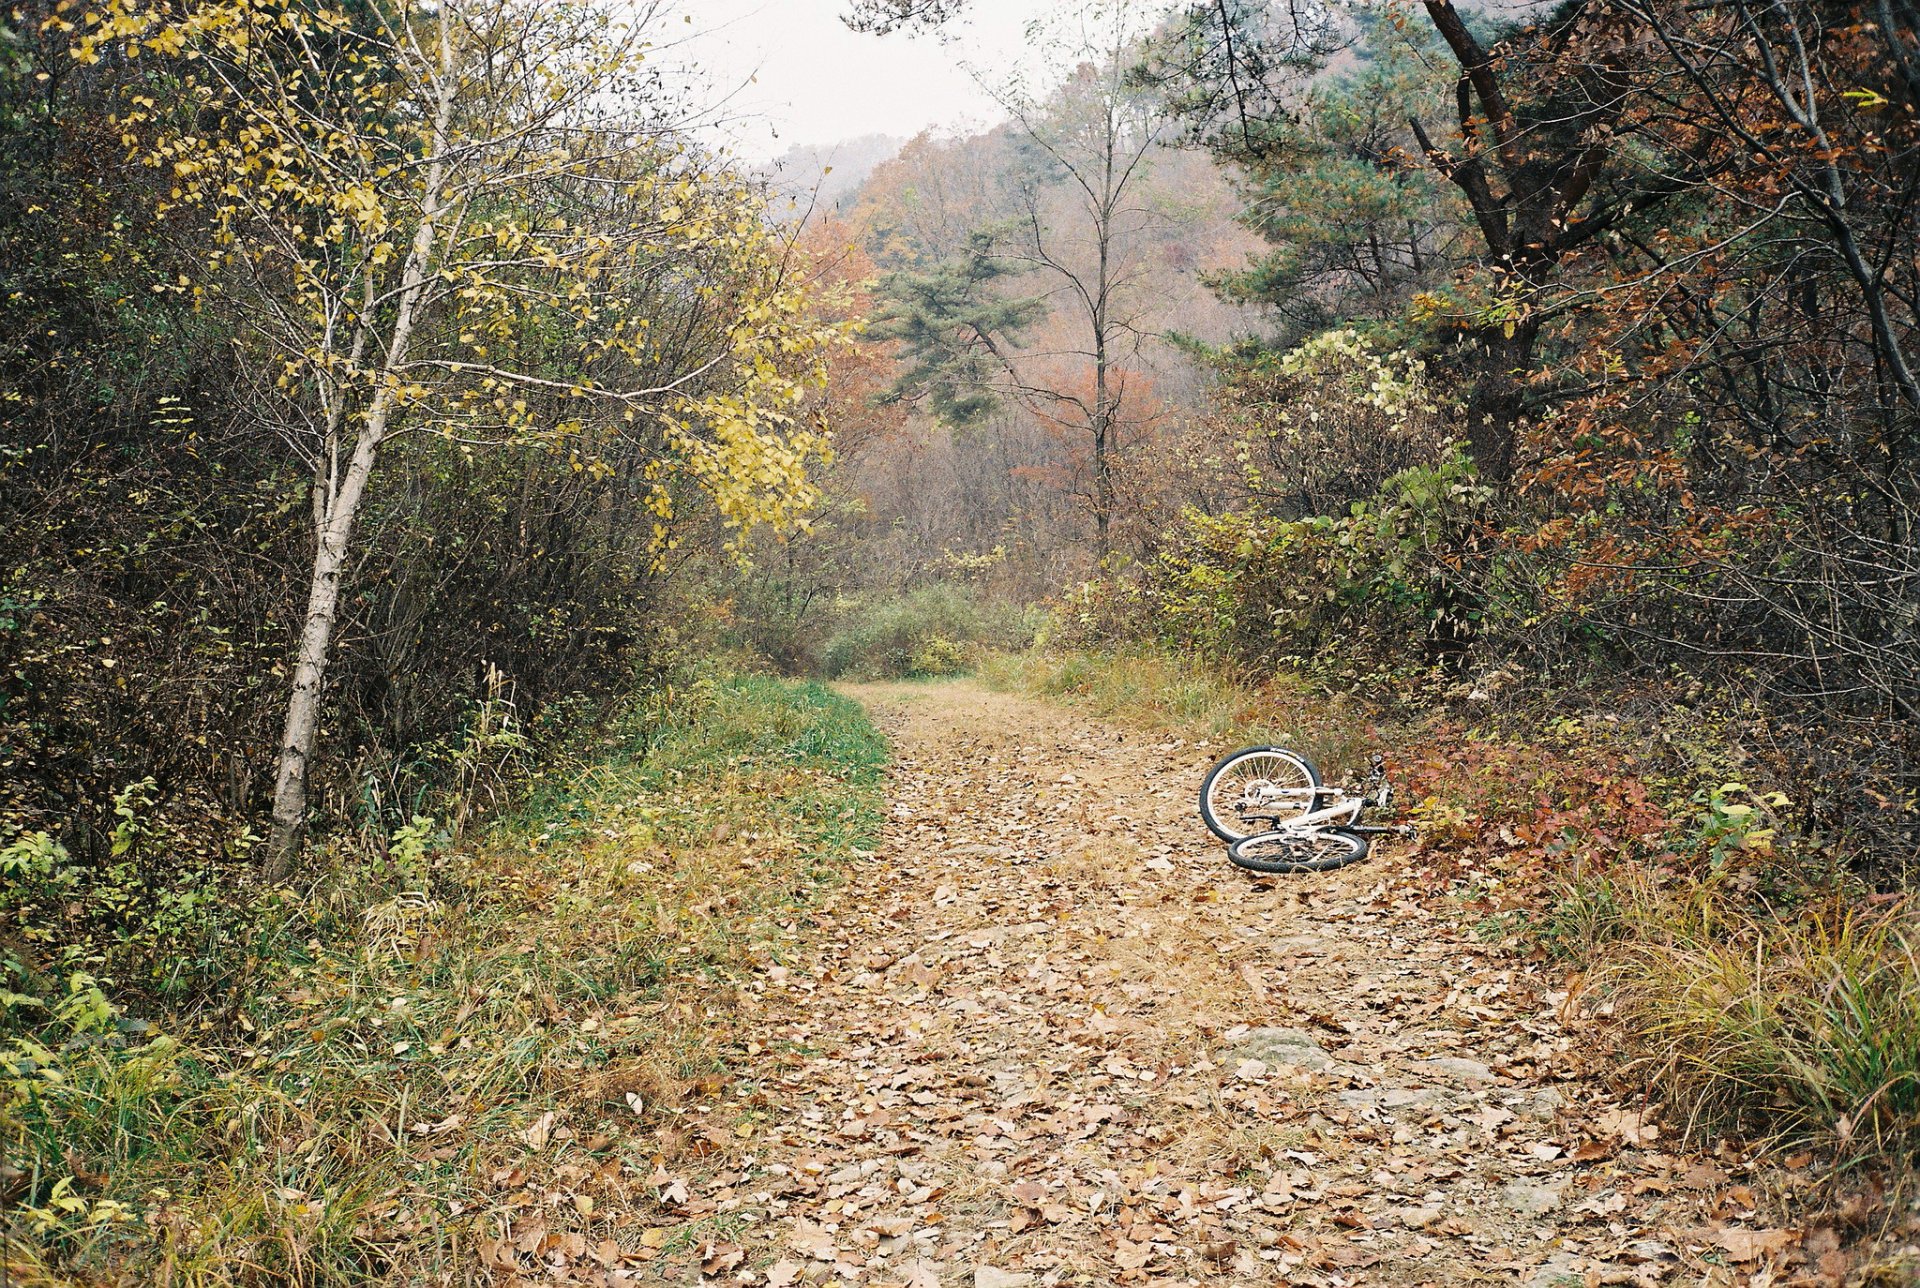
(2, 671, 885, 1285)
(817, 587, 1037, 681)
(983, 645, 1920, 1171)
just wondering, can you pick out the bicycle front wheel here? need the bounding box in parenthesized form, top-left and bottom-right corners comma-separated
(1228, 827, 1370, 874)
(1199, 746, 1321, 842)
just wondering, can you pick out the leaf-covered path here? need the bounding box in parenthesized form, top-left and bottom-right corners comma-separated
(676, 680, 1805, 1288)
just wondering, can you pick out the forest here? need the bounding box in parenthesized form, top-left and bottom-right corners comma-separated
(3, 0, 1918, 1283)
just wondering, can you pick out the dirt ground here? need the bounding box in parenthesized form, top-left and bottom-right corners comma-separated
(650, 680, 1829, 1288)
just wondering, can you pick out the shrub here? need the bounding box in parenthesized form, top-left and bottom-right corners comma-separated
(1046, 451, 1495, 683)
(818, 587, 1036, 680)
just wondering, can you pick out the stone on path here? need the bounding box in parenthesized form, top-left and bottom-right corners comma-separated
(1407, 1055, 1497, 1085)
(1503, 1180, 1566, 1216)
(1522, 1086, 1566, 1121)
(1228, 1027, 1342, 1072)
(1336, 1086, 1442, 1113)
(1398, 1206, 1445, 1230)
(974, 1269, 1035, 1288)
(1523, 1251, 1588, 1288)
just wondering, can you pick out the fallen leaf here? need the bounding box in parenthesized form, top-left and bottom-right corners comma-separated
(789, 1218, 837, 1261)
(702, 1243, 745, 1275)
(1711, 1228, 1796, 1262)
(520, 1111, 556, 1150)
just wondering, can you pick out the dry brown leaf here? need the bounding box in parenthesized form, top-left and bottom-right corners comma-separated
(1711, 1228, 1796, 1262)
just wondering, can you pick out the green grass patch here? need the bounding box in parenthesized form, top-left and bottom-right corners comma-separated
(2, 672, 886, 1285)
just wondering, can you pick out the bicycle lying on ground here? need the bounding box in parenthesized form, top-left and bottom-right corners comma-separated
(1198, 747, 1414, 873)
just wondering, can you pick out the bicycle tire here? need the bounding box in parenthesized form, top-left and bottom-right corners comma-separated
(1228, 826, 1370, 874)
(1198, 746, 1321, 842)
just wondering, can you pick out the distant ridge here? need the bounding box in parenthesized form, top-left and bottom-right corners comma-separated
(763, 134, 906, 223)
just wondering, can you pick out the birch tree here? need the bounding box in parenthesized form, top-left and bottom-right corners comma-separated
(75, 0, 847, 880)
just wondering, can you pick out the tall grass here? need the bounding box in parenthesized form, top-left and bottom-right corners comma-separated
(3, 673, 886, 1285)
(1605, 893, 1920, 1164)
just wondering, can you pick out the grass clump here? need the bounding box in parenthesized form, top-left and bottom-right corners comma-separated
(819, 586, 1035, 681)
(2, 671, 885, 1286)
(1606, 893, 1920, 1164)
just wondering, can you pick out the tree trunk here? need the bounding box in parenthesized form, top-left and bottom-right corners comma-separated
(1092, 413, 1112, 555)
(262, 419, 388, 883)
(263, 510, 350, 879)
(1460, 318, 1539, 483)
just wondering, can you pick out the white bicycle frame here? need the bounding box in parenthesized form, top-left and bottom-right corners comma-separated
(1241, 779, 1393, 836)
(1276, 795, 1366, 834)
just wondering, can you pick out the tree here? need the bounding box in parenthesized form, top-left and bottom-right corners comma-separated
(843, 0, 968, 35)
(78, 0, 846, 880)
(1205, 16, 1468, 344)
(870, 0, 1179, 554)
(994, 4, 1180, 554)
(869, 227, 1049, 427)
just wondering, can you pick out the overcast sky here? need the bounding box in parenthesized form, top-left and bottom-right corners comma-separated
(667, 0, 1084, 160)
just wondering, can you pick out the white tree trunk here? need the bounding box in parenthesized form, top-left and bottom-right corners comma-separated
(262, 424, 384, 882)
(260, 36, 456, 882)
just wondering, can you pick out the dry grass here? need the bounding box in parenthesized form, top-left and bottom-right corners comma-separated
(1603, 890, 1920, 1165)
(2, 673, 885, 1286)
(977, 649, 1373, 776)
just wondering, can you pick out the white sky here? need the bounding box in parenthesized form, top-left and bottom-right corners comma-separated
(666, 0, 1065, 160)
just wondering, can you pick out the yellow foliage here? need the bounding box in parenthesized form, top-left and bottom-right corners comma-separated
(71, 0, 850, 541)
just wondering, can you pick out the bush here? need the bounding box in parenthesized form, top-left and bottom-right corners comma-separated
(818, 587, 1036, 680)
(1046, 451, 1493, 683)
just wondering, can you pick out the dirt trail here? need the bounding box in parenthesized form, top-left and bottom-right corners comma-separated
(691, 680, 1775, 1288)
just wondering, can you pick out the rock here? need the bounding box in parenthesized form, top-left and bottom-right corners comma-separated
(975, 1270, 1035, 1288)
(1523, 1251, 1588, 1288)
(1228, 1027, 1341, 1073)
(1382, 1087, 1441, 1111)
(1522, 1087, 1566, 1121)
(1398, 1206, 1445, 1230)
(1337, 1086, 1442, 1114)
(1408, 1056, 1497, 1086)
(1624, 1239, 1678, 1265)
(1503, 1180, 1565, 1216)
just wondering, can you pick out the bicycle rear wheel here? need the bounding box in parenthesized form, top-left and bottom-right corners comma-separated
(1198, 746, 1321, 842)
(1228, 826, 1370, 874)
